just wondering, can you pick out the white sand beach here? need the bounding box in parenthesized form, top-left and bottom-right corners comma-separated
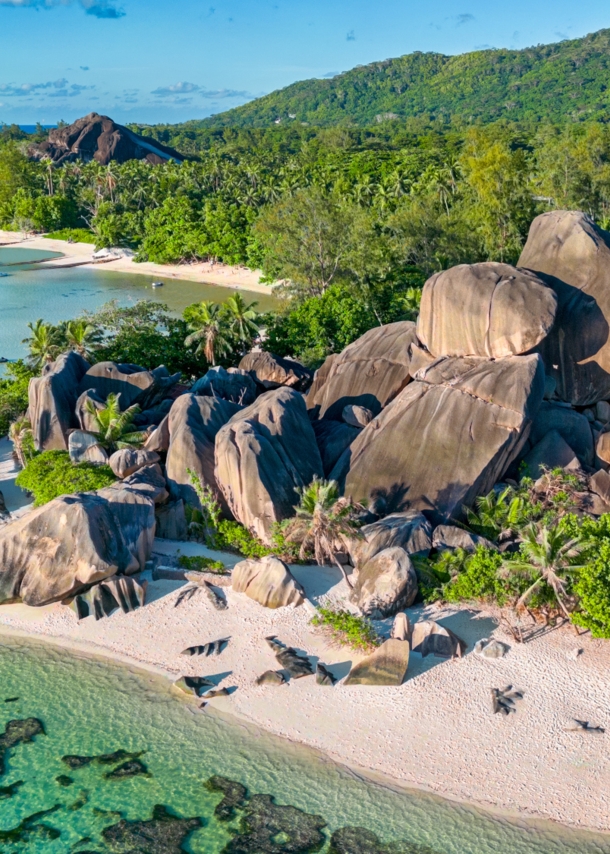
(0, 231, 273, 295)
(0, 530, 609, 833)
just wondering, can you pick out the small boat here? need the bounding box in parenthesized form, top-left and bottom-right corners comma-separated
(0, 272, 8, 278)
(0, 357, 8, 363)
(151, 281, 164, 288)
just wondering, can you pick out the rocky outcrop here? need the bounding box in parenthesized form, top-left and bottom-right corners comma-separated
(522, 430, 580, 478)
(231, 556, 305, 608)
(331, 354, 545, 520)
(349, 511, 432, 566)
(28, 351, 90, 451)
(144, 414, 170, 453)
(165, 394, 241, 510)
(350, 547, 418, 618)
(75, 388, 105, 432)
(31, 113, 184, 166)
(312, 419, 361, 476)
(108, 448, 160, 479)
(191, 366, 257, 405)
(344, 639, 410, 686)
(528, 402, 594, 467)
(77, 362, 180, 411)
(68, 575, 147, 620)
(215, 388, 323, 542)
(68, 430, 108, 466)
(342, 404, 373, 428)
(519, 211, 610, 405)
(155, 499, 188, 540)
(417, 262, 558, 358)
(411, 620, 465, 658)
(307, 321, 418, 420)
(432, 525, 495, 553)
(0, 466, 160, 605)
(239, 351, 313, 391)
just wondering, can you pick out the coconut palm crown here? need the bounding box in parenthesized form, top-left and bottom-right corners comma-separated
(84, 393, 147, 452)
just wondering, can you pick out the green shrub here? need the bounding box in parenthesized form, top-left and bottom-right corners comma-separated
(177, 555, 226, 574)
(216, 520, 272, 559)
(15, 451, 116, 506)
(311, 607, 379, 652)
(571, 539, 610, 638)
(44, 228, 96, 244)
(442, 547, 509, 605)
(0, 360, 35, 438)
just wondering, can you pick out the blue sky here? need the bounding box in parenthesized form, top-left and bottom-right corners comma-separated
(1, 0, 610, 126)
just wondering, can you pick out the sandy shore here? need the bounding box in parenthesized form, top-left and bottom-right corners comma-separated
(0, 231, 274, 295)
(0, 530, 609, 833)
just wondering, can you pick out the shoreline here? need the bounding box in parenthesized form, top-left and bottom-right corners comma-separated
(0, 535, 609, 835)
(0, 230, 275, 296)
(0, 621, 608, 848)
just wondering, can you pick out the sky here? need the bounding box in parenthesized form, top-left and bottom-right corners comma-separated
(1, 0, 610, 126)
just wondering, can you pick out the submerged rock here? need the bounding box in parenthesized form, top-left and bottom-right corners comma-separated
(104, 758, 150, 780)
(0, 805, 61, 846)
(102, 804, 203, 854)
(205, 775, 248, 821)
(0, 718, 44, 776)
(0, 780, 23, 799)
(329, 826, 439, 854)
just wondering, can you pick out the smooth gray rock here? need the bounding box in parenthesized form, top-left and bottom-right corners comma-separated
(474, 638, 510, 659)
(343, 639, 410, 686)
(155, 499, 188, 540)
(529, 402, 594, 467)
(232, 556, 305, 608)
(519, 211, 610, 405)
(108, 448, 160, 479)
(331, 354, 545, 521)
(350, 547, 418, 619)
(522, 430, 580, 479)
(432, 525, 496, 553)
(215, 388, 323, 543)
(144, 414, 170, 453)
(307, 321, 417, 421)
(255, 670, 286, 686)
(191, 366, 257, 405)
(165, 394, 241, 512)
(78, 361, 180, 410)
(312, 419, 361, 476)
(417, 262, 558, 358)
(589, 469, 610, 505)
(29, 351, 90, 451)
(342, 404, 373, 428)
(349, 511, 432, 567)
(68, 430, 108, 466)
(596, 400, 610, 423)
(75, 388, 105, 432)
(411, 620, 465, 658)
(239, 351, 313, 392)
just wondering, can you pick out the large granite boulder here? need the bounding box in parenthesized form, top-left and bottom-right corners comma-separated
(307, 321, 418, 421)
(522, 430, 580, 479)
(239, 351, 313, 392)
(144, 414, 170, 453)
(215, 388, 324, 543)
(75, 388, 105, 432)
(331, 354, 545, 521)
(417, 262, 558, 358)
(349, 511, 432, 567)
(411, 620, 465, 658)
(165, 394, 241, 510)
(519, 211, 610, 405)
(528, 401, 594, 467)
(31, 112, 184, 166)
(432, 525, 496, 553)
(191, 366, 257, 405)
(231, 556, 305, 608)
(0, 465, 161, 606)
(350, 547, 418, 618)
(77, 362, 180, 411)
(28, 351, 90, 451)
(68, 430, 108, 466)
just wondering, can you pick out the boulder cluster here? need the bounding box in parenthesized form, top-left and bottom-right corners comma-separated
(2, 210, 610, 611)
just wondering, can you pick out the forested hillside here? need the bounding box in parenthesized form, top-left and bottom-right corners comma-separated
(193, 28, 610, 128)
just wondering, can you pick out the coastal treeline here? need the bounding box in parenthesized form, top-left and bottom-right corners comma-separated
(3, 119, 610, 363)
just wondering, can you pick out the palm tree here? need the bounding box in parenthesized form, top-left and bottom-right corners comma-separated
(61, 319, 103, 360)
(184, 301, 232, 365)
(501, 523, 587, 619)
(84, 393, 147, 452)
(9, 416, 32, 469)
(223, 293, 259, 354)
(22, 319, 59, 370)
(465, 486, 529, 542)
(283, 477, 363, 586)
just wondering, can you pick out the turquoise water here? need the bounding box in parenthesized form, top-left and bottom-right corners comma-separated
(0, 247, 276, 362)
(0, 636, 609, 854)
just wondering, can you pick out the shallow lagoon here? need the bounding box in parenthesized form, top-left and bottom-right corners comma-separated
(1, 636, 609, 854)
(0, 247, 276, 362)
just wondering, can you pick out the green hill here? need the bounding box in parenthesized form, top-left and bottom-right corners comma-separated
(202, 28, 610, 127)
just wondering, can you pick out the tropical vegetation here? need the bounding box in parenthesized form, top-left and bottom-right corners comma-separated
(15, 451, 116, 506)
